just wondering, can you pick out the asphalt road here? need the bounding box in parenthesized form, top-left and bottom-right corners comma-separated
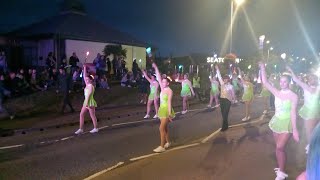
(0, 97, 279, 180)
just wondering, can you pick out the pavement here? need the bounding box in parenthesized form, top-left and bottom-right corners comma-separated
(91, 118, 307, 180)
(0, 96, 308, 180)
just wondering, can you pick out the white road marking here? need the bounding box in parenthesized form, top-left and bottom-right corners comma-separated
(98, 125, 109, 130)
(130, 153, 159, 161)
(0, 144, 24, 150)
(111, 119, 154, 127)
(201, 114, 265, 143)
(61, 136, 74, 141)
(167, 143, 200, 151)
(187, 108, 208, 112)
(229, 114, 265, 128)
(83, 162, 124, 180)
(130, 143, 200, 162)
(201, 128, 222, 143)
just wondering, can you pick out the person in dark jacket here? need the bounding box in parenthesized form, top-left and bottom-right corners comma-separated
(0, 74, 14, 119)
(57, 67, 75, 114)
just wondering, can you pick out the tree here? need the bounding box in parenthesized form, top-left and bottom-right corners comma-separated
(103, 44, 127, 60)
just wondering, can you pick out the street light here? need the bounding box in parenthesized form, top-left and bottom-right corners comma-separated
(235, 0, 245, 5)
(259, 35, 265, 50)
(230, 0, 246, 53)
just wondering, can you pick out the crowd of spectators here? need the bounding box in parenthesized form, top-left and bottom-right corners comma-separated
(0, 51, 164, 117)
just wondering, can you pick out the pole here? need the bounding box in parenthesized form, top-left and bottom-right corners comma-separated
(230, 1, 234, 54)
(267, 49, 270, 63)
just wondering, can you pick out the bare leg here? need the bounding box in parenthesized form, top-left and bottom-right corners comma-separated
(182, 97, 187, 111)
(209, 94, 213, 106)
(165, 121, 169, 143)
(247, 100, 252, 117)
(79, 106, 88, 129)
(273, 132, 291, 171)
(214, 95, 220, 106)
(296, 171, 306, 180)
(244, 101, 249, 118)
(186, 97, 189, 110)
(159, 118, 169, 147)
(88, 107, 98, 129)
(154, 98, 159, 115)
(146, 99, 153, 115)
(305, 119, 319, 143)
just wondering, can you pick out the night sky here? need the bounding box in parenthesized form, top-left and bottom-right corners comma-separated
(1, 0, 320, 58)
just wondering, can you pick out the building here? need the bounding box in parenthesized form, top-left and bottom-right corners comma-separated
(4, 11, 148, 71)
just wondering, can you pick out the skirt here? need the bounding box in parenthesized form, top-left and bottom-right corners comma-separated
(269, 114, 292, 133)
(181, 89, 191, 97)
(299, 105, 320, 120)
(158, 104, 175, 119)
(242, 92, 254, 102)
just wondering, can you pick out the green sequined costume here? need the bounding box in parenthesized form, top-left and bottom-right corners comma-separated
(180, 83, 191, 97)
(148, 84, 159, 100)
(242, 82, 254, 101)
(210, 82, 219, 96)
(83, 85, 97, 107)
(260, 86, 271, 97)
(158, 93, 175, 119)
(299, 90, 320, 120)
(269, 97, 292, 133)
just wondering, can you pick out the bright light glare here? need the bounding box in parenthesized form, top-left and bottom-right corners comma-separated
(281, 53, 286, 60)
(266, 40, 270, 44)
(86, 51, 89, 56)
(235, 0, 246, 6)
(270, 47, 274, 51)
(259, 35, 265, 41)
(315, 67, 320, 77)
(248, 65, 251, 69)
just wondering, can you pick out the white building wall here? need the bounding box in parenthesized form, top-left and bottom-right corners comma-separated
(65, 39, 146, 71)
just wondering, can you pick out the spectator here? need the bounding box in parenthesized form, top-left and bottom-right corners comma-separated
(98, 55, 107, 78)
(137, 73, 148, 104)
(93, 53, 101, 76)
(16, 69, 32, 94)
(60, 54, 68, 68)
(121, 72, 130, 87)
(98, 75, 110, 89)
(112, 58, 120, 80)
(40, 69, 50, 90)
(69, 52, 79, 74)
(93, 53, 101, 67)
(72, 67, 80, 82)
(30, 69, 44, 91)
(57, 67, 75, 114)
(132, 59, 139, 79)
(46, 52, 57, 70)
(48, 68, 59, 87)
(6, 72, 20, 96)
(107, 58, 111, 77)
(0, 74, 14, 119)
(26, 69, 32, 83)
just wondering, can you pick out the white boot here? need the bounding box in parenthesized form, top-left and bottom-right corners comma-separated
(305, 144, 309, 154)
(274, 168, 288, 180)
